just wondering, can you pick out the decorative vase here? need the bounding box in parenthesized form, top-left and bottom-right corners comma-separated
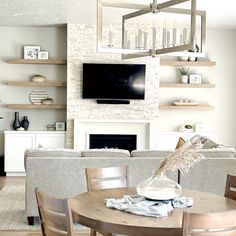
(21, 116, 29, 130)
(181, 75, 188, 83)
(12, 112, 21, 130)
(136, 171, 182, 200)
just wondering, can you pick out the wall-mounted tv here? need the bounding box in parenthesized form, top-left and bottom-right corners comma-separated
(82, 63, 146, 101)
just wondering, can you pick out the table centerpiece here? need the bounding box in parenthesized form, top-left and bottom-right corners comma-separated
(137, 136, 205, 200)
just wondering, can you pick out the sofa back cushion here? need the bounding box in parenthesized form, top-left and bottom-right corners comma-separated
(24, 148, 82, 170)
(198, 149, 235, 158)
(131, 150, 172, 158)
(82, 149, 130, 157)
(25, 148, 82, 157)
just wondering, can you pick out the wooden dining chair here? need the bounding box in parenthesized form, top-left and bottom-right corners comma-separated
(85, 165, 129, 236)
(224, 174, 236, 200)
(35, 188, 74, 236)
(182, 210, 236, 236)
(85, 165, 129, 191)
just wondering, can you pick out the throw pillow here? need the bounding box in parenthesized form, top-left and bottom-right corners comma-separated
(202, 139, 218, 149)
(175, 137, 185, 150)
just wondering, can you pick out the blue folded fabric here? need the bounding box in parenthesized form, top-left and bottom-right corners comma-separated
(105, 195, 193, 218)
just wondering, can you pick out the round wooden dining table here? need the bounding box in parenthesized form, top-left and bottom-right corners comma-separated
(70, 187, 236, 236)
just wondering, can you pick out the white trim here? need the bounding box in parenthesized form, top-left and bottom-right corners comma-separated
(74, 119, 152, 150)
(6, 172, 26, 177)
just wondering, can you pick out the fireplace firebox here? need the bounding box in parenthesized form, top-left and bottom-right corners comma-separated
(89, 134, 137, 152)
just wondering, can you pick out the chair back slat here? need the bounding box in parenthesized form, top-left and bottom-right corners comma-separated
(85, 165, 129, 192)
(182, 210, 236, 236)
(35, 188, 73, 236)
(225, 174, 236, 200)
(85, 165, 128, 236)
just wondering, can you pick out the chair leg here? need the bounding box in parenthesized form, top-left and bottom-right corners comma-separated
(90, 229, 96, 236)
(92, 229, 113, 236)
(99, 232, 112, 236)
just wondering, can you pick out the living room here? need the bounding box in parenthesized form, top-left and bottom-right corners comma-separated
(0, 0, 236, 235)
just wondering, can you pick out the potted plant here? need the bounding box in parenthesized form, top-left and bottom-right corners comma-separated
(178, 67, 189, 83)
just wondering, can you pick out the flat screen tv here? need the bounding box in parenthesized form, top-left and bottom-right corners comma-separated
(82, 63, 146, 100)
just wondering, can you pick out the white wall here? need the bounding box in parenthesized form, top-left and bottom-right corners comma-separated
(0, 26, 67, 154)
(158, 29, 236, 146)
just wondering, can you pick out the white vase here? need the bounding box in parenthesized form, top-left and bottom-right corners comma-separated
(136, 172, 182, 200)
(181, 75, 188, 83)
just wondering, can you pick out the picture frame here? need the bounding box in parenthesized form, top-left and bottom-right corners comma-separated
(24, 46, 40, 59)
(189, 74, 202, 84)
(55, 122, 66, 131)
(38, 51, 49, 60)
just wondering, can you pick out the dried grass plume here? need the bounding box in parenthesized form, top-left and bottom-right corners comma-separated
(154, 136, 205, 177)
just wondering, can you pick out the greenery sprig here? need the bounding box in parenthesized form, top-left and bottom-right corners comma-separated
(178, 67, 190, 75)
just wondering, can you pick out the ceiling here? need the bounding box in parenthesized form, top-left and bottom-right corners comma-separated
(0, 0, 236, 29)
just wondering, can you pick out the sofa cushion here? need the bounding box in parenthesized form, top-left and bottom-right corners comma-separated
(82, 149, 130, 157)
(131, 150, 172, 158)
(25, 148, 82, 157)
(198, 149, 235, 158)
(24, 148, 82, 170)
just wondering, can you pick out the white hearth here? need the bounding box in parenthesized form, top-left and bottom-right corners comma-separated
(74, 119, 152, 150)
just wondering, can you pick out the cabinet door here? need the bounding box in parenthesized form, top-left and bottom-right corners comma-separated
(4, 133, 35, 173)
(35, 133, 65, 148)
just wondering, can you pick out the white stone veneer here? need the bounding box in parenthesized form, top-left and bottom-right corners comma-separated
(67, 24, 160, 149)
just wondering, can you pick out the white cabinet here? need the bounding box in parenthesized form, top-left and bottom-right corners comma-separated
(35, 133, 65, 148)
(4, 131, 66, 176)
(157, 132, 218, 151)
(4, 133, 35, 174)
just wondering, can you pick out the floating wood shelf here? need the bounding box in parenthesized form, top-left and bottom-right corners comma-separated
(7, 81, 67, 87)
(160, 60, 216, 67)
(160, 105, 214, 110)
(6, 104, 66, 109)
(160, 83, 215, 88)
(7, 59, 67, 65)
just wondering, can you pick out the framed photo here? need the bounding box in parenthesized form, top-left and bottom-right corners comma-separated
(55, 122, 66, 131)
(24, 46, 40, 59)
(189, 74, 202, 84)
(38, 51, 49, 60)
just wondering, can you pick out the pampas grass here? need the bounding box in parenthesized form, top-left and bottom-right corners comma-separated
(154, 136, 205, 177)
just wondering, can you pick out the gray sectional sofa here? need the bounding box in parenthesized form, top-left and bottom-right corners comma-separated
(24, 147, 236, 224)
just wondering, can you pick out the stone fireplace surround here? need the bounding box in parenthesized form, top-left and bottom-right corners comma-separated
(74, 119, 152, 150)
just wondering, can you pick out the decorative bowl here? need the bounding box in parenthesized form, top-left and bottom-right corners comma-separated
(41, 98, 53, 105)
(31, 75, 46, 82)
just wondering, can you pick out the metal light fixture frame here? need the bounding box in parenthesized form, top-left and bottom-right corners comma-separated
(97, 0, 206, 59)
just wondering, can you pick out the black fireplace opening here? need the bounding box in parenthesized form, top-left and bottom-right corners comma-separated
(89, 134, 137, 152)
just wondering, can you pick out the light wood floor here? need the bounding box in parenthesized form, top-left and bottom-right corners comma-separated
(0, 176, 91, 236)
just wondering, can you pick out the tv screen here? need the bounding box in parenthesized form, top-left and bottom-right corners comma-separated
(82, 63, 146, 100)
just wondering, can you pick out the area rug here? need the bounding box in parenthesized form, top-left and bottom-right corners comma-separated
(0, 185, 87, 231)
(0, 185, 40, 230)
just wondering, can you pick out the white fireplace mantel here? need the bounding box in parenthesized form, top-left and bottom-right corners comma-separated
(74, 119, 152, 150)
